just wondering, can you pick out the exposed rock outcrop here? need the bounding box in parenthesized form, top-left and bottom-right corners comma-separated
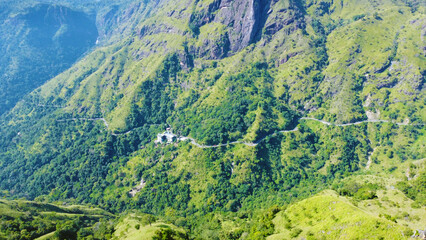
(213, 0, 271, 53)
(263, 4, 305, 36)
(189, 0, 304, 58)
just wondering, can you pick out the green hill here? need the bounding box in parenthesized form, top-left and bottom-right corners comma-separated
(0, 199, 114, 239)
(269, 190, 419, 240)
(112, 213, 188, 240)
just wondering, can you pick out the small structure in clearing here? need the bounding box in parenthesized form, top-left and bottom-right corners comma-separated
(155, 128, 177, 144)
(129, 178, 146, 197)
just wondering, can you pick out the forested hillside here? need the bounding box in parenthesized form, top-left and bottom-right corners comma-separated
(0, 0, 425, 239)
(0, 1, 100, 115)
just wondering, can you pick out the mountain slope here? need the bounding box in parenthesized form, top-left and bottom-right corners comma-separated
(269, 190, 419, 240)
(0, 0, 424, 239)
(0, 2, 97, 115)
(0, 198, 114, 239)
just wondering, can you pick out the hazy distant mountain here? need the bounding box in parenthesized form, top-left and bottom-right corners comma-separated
(0, 2, 97, 114)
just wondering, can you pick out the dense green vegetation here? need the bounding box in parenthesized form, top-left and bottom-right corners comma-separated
(0, 2, 98, 115)
(0, 0, 425, 239)
(397, 165, 426, 207)
(172, 62, 297, 144)
(0, 199, 113, 240)
(269, 190, 415, 239)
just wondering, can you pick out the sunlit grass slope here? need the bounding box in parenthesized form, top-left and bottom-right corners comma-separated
(269, 191, 415, 240)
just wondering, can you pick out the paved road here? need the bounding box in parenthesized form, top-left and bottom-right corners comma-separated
(176, 118, 419, 148)
(56, 116, 421, 148)
(299, 117, 413, 126)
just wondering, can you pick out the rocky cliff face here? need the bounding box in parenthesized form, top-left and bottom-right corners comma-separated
(214, 0, 271, 53)
(188, 0, 304, 58)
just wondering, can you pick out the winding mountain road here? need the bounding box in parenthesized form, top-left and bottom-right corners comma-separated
(56, 116, 422, 148)
(299, 117, 414, 127)
(57, 118, 109, 128)
(177, 126, 300, 148)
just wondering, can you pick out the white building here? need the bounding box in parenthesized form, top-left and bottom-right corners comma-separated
(155, 128, 177, 143)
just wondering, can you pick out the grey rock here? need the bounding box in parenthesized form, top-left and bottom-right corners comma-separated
(214, 0, 271, 53)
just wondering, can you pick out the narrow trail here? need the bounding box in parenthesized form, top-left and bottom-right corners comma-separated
(24, 101, 66, 108)
(57, 118, 121, 136)
(56, 117, 159, 136)
(56, 116, 423, 148)
(57, 118, 108, 127)
(366, 147, 377, 170)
